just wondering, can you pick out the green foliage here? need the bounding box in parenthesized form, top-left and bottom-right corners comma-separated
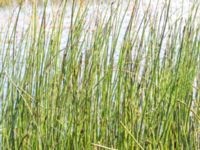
(0, 0, 200, 149)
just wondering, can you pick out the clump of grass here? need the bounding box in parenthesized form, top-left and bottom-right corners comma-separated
(0, 0, 200, 149)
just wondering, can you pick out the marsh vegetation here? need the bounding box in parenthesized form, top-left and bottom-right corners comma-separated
(0, 0, 200, 149)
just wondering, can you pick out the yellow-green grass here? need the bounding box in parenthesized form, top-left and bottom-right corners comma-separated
(0, 0, 11, 6)
(0, 0, 87, 6)
(0, 0, 200, 149)
(0, 0, 57, 6)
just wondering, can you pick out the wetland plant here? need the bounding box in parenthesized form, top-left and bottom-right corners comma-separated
(0, 0, 200, 149)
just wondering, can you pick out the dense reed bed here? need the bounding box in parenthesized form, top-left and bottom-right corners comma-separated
(0, 0, 90, 6)
(0, 0, 200, 149)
